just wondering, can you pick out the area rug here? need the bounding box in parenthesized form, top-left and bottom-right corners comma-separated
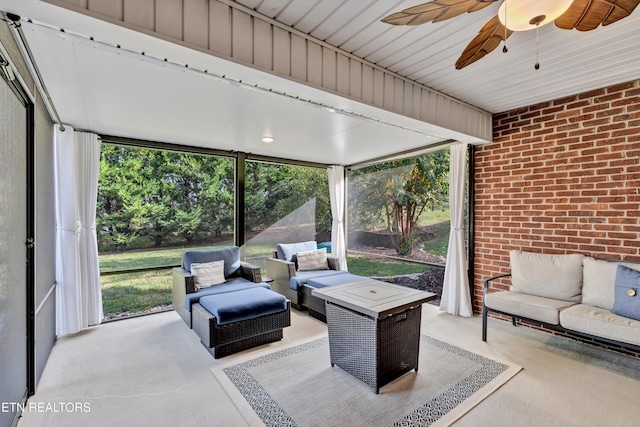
(212, 335, 522, 427)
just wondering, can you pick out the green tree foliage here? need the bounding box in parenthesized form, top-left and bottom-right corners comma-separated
(97, 147, 330, 252)
(349, 150, 450, 255)
(245, 162, 331, 234)
(97, 146, 234, 251)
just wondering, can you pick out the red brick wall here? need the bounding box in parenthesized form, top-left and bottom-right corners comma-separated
(473, 79, 640, 312)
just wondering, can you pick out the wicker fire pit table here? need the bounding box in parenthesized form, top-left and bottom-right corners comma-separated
(312, 279, 436, 393)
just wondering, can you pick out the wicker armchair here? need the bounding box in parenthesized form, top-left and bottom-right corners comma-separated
(172, 247, 263, 327)
(266, 251, 341, 309)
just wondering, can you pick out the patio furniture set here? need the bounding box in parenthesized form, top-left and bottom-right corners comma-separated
(172, 246, 291, 359)
(171, 241, 436, 392)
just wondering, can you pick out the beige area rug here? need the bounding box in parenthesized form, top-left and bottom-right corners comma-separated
(212, 335, 522, 427)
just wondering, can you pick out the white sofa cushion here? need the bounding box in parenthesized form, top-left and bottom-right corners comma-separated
(484, 291, 576, 325)
(582, 257, 640, 310)
(510, 250, 584, 303)
(560, 304, 640, 347)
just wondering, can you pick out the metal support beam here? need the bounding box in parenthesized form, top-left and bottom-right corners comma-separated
(235, 152, 246, 257)
(468, 144, 476, 314)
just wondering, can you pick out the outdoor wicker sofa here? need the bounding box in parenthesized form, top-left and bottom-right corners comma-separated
(172, 246, 268, 328)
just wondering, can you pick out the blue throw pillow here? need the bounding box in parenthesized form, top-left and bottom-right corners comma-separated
(611, 265, 640, 321)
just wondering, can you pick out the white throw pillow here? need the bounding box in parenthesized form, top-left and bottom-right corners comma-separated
(297, 248, 329, 271)
(191, 260, 226, 289)
(509, 250, 584, 302)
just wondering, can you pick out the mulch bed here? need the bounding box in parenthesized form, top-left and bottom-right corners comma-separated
(351, 243, 445, 306)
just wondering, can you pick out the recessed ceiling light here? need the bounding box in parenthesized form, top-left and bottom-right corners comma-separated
(262, 136, 274, 143)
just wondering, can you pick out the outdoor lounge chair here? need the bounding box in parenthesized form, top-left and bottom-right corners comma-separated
(265, 240, 345, 309)
(172, 246, 268, 328)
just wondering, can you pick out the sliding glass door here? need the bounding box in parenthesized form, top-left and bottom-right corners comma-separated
(0, 68, 28, 426)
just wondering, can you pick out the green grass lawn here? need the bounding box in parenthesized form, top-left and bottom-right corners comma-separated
(417, 208, 450, 227)
(98, 225, 453, 318)
(101, 270, 172, 315)
(347, 255, 428, 277)
(100, 243, 279, 273)
(99, 245, 223, 272)
(99, 251, 434, 317)
(422, 220, 451, 258)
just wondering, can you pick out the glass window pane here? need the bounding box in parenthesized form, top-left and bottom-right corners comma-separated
(243, 161, 331, 270)
(97, 145, 235, 318)
(347, 149, 457, 303)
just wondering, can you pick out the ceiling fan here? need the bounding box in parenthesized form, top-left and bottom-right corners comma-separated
(381, 0, 640, 69)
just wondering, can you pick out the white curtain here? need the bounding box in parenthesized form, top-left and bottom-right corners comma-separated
(55, 127, 103, 336)
(75, 132, 104, 327)
(439, 143, 472, 317)
(328, 166, 347, 271)
(54, 127, 81, 336)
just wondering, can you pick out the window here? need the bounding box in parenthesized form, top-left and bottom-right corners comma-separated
(347, 148, 457, 301)
(243, 161, 331, 269)
(97, 145, 235, 318)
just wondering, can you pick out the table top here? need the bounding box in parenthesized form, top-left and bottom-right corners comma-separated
(312, 278, 436, 318)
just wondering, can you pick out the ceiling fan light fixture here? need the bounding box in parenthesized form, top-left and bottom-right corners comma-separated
(498, 0, 573, 31)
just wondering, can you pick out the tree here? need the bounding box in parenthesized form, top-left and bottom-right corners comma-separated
(97, 146, 235, 251)
(97, 147, 329, 252)
(244, 162, 331, 234)
(349, 150, 450, 255)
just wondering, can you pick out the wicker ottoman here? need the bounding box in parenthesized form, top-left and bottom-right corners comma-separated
(192, 287, 291, 359)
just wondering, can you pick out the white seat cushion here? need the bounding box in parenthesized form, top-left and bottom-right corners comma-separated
(560, 304, 640, 347)
(485, 291, 576, 325)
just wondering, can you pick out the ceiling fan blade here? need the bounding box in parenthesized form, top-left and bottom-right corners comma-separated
(555, 0, 640, 31)
(381, 0, 498, 26)
(455, 15, 513, 69)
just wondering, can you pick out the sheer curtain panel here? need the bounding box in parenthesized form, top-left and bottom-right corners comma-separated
(328, 166, 347, 271)
(439, 143, 472, 317)
(54, 127, 103, 336)
(75, 132, 104, 326)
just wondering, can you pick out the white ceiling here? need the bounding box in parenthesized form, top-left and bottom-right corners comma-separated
(2, 0, 640, 165)
(22, 20, 451, 165)
(235, 0, 640, 113)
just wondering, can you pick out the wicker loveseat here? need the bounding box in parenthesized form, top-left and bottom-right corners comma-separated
(172, 246, 268, 327)
(265, 240, 345, 309)
(483, 250, 640, 350)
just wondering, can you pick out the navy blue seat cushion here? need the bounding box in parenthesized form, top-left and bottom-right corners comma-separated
(199, 287, 287, 325)
(306, 273, 367, 289)
(289, 270, 348, 290)
(183, 246, 240, 277)
(184, 278, 270, 311)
